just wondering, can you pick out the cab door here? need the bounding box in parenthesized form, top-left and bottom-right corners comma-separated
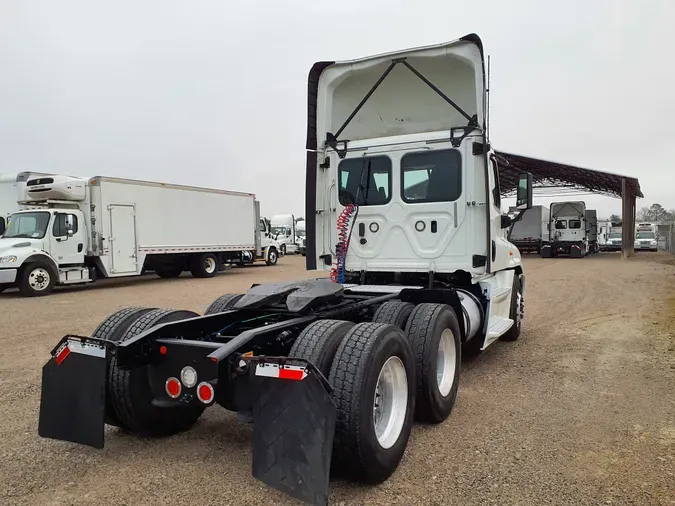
(49, 211, 86, 266)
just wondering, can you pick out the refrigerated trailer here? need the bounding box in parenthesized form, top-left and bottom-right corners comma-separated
(37, 34, 535, 506)
(0, 175, 279, 296)
(507, 205, 549, 253)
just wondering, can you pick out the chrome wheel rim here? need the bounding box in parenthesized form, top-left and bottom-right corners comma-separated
(373, 356, 408, 449)
(436, 329, 457, 397)
(29, 268, 51, 291)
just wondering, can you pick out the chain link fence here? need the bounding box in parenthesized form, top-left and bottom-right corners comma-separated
(665, 223, 675, 254)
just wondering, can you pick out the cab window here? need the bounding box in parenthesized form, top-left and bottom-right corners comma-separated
(338, 156, 391, 206)
(53, 213, 79, 237)
(568, 219, 581, 229)
(401, 149, 462, 203)
(555, 220, 567, 229)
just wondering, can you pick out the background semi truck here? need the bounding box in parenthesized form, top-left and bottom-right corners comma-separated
(541, 201, 588, 258)
(269, 213, 298, 255)
(0, 175, 279, 296)
(507, 205, 549, 253)
(37, 34, 534, 506)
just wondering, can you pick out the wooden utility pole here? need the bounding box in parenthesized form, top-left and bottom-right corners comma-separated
(621, 178, 635, 259)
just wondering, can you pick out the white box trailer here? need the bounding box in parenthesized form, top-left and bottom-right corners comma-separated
(507, 205, 549, 253)
(0, 175, 280, 296)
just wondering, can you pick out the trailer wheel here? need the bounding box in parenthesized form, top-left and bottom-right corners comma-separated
(155, 266, 183, 278)
(190, 253, 219, 278)
(18, 262, 57, 297)
(501, 276, 523, 342)
(289, 320, 354, 377)
(204, 293, 244, 315)
(405, 303, 461, 423)
(108, 309, 206, 436)
(91, 307, 157, 428)
(372, 301, 415, 330)
(329, 322, 414, 483)
(265, 247, 278, 266)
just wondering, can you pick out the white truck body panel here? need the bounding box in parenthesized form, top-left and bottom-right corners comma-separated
(312, 36, 489, 276)
(508, 205, 549, 244)
(90, 177, 257, 276)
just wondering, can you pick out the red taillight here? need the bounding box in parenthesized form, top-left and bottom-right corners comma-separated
(159, 345, 168, 355)
(165, 377, 181, 399)
(197, 382, 214, 404)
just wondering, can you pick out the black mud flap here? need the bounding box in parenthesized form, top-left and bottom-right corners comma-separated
(251, 361, 336, 506)
(539, 244, 553, 258)
(38, 339, 107, 449)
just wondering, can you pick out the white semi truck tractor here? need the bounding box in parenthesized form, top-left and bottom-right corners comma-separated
(37, 34, 533, 505)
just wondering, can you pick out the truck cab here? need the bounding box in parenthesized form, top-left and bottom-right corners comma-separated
(307, 34, 532, 350)
(540, 201, 588, 258)
(269, 214, 298, 255)
(0, 206, 90, 295)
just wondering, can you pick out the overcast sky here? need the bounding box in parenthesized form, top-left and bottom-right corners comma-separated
(1, 0, 673, 219)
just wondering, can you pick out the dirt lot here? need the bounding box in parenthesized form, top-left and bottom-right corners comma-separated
(1, 253, 674, 506)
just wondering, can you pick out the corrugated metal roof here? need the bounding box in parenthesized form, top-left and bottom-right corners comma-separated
(495, 151, 643, 199)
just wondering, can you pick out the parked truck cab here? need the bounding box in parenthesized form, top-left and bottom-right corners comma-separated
(540, 201, 588, 258)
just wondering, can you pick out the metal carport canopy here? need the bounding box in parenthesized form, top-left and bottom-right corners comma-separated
(494, 151, 642, 198)
(494, 151, 642, 258)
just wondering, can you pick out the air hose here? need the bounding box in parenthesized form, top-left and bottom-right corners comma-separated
(330, 204, 358, 284)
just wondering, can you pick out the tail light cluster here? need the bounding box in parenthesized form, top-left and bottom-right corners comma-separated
(164, 366, 214, 405)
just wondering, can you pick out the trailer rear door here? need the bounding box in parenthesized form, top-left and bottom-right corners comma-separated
(109, 204, 138, 274)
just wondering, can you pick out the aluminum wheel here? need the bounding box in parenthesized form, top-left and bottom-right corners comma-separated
(29, 267, 51, 292)
(436, 328, 457, 397)
(373, 356, 408, 449)
(204, 257, 217, 274)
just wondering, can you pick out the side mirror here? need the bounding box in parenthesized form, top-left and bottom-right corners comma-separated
(516, 172, 533, 210)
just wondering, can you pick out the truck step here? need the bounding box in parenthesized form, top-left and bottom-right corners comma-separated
(486, 317, 514, 340)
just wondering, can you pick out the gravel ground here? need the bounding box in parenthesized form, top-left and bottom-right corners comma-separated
(1, 253, 674, 506)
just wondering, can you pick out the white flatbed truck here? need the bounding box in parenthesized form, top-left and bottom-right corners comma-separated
(37, 33, 534, 506)
(0, 175, 279, 296)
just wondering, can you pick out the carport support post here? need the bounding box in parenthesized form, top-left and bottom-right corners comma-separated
(621, 178, 635, 259)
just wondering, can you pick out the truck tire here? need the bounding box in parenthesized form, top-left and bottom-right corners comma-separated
(265, 247, 278, 266)
(501, 276, 523, 342)
(91, 307, 157, 428)
(372, 301, 415, 330)
(288, 320, 354, 377)
(18, 262, 57, 297)
(329, 322, 414, 483)
(108, 309, 205, 436)
(405, 303, 461, 423)
(0, 286, 6, 294)
(280, 244, 286, 256)
(190, 253, 218, 278)
(204, 293, 244, 315)
(155, 266, 183, 278)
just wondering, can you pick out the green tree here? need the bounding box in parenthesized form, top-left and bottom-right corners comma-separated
(609, 213, 621, 222)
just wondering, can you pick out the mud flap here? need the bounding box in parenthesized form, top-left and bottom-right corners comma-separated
(38, 339, 107, 449)
(251, 361, 336, 506)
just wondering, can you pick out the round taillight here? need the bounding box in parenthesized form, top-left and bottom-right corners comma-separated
(180, 366, 198, 388)
(197, 382, 214, 404)
(165, 377, 181, 399)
